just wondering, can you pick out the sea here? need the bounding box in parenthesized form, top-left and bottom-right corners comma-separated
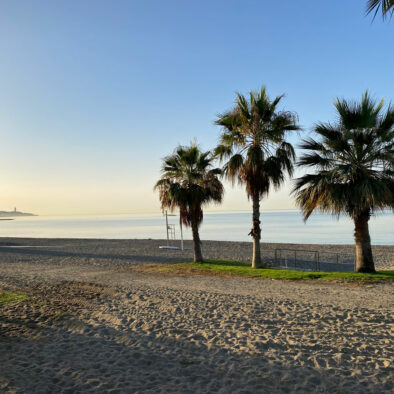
(0, 211, 392, 245)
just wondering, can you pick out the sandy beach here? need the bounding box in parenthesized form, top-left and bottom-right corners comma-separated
(0, 238, 393, 393)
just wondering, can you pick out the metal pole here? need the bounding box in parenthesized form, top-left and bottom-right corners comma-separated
(165, 210, 169, 246)
(180, 220, 184, 251)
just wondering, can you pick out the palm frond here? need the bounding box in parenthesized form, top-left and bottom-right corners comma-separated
(155, 142, 224, 229)
(295, 91, 394, 220)
(215, 86, 299, 199)
(223, 154, 244, 184)
(334, 91, 383, 130)
(366, 0, 394, 20)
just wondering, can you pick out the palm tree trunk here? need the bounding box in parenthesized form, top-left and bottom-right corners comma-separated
(191, 221, 203, 263)
(354, 211, 375, 273)
(250, 194, 262, 268)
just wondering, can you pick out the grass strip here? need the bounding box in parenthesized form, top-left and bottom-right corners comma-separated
(137, 259, 394, 282)
(0, 291, 27, 305)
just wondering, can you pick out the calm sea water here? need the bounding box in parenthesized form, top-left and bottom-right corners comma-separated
(0, 211, 392, 245)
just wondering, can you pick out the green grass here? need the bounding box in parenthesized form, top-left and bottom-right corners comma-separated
(0, 291, 27, 305)
(138, 260, 394, 282)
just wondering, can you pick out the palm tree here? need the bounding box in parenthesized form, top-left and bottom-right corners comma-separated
(293, 91, 394, 273)
(154, 143, 224, 262)
(366, 0, 394, 20)
(215, 87, 300, 268)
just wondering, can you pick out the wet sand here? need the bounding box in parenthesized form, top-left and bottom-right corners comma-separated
(0, 238, 393, 393)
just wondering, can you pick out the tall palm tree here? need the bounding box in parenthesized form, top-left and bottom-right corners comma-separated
(293, 91, 394, 273)
(154, 143, 224, 262)
(215, 87, 300, 268)
(366, 0, 394, 20)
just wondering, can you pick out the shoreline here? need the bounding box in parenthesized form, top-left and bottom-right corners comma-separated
(0, 210, 392, 245)
(0, 235, 393, 245)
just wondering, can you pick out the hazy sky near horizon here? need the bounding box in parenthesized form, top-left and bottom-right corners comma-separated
(0, 0, 393, 215)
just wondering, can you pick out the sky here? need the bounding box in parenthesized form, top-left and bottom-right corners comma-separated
(0, 0, 393, 215)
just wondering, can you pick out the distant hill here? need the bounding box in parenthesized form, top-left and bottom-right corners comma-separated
(0, 210, 36, 217)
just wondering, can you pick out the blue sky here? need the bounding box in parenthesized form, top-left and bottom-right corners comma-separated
(0, 0, 393, 215)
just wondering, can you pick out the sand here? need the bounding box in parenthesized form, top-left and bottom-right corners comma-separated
(0, 238, 393, 393)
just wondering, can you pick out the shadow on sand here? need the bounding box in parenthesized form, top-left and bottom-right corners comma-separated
(1, 312, 391, 393)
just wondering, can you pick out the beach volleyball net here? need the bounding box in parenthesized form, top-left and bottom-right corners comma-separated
(269, 248, 356, 272)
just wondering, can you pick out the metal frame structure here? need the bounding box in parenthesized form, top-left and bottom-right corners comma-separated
(274, 248, 356, 272)
(159, 210, 184, 250)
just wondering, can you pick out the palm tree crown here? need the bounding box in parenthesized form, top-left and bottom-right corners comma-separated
(215, 87, 299, 267)
(215, 87, 299, 198)
(154, 143, 224, 262)
(293, 91, 393, 272)
(294, 92, 393, 219)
